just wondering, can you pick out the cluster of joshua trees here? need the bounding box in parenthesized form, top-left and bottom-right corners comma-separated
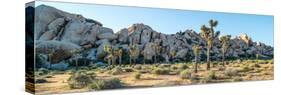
(193, 19, 232, 73)
(100, 19, 234, 73)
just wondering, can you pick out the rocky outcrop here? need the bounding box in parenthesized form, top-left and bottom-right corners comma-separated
(30, 5, 273, 69)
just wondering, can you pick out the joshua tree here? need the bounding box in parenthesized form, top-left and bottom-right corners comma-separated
(220, 35, 231, 66)
(104, 44, 113, 65)
(70, 49, 83, 70)
(200, 19, 220, 70)
(114, 48, 123, 65)
(142, 51, 147, 64)
(129, 44, 138, 65)
(192, 45, 201, 73)
(47, 49, 55, 69)
(169, 51, 177, 63)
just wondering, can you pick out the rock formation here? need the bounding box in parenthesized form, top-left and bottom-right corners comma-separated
(27, 5, 273, 69)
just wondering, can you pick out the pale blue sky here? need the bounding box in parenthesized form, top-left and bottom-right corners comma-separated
(35, 1, 274, 46)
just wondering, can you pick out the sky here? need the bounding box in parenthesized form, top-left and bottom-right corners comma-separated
(35, 1, 274, 46)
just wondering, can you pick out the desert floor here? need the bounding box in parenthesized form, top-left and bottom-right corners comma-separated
(33, 59, 273, 95)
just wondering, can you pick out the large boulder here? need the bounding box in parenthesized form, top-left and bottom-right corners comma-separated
(117, 28, 129, 43)
(97, 27, 117, 40)
(239, 33, 253, 46)
(143, 43, 156, 60)
(175, 49, 188, 59)
(35, 40, 81, 54)
(96, 40, 111, 59)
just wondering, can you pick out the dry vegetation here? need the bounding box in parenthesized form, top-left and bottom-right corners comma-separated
(34, 59, 273, 94)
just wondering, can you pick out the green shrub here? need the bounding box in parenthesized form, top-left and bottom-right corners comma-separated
(134, 72, 141, 79)
(68, 71, 94, 89)
(179, 70, 192, 79)
(91, 78, 122, 90)
(153, 68, 170, 75)
(224, 68, 238, 77)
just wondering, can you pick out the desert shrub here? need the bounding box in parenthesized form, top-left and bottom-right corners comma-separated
(123, 67, 134, 72)
(179, 64, 188, 70)
(44, 75, 53, 78)
(224, 68, 238, 77)
(240, 65, 251, 72)
(206, 70, 217, 80)
(250, 63, 261, 68)
(153, 68, 170, 75)
(90, 78, 122, 90)
(35, 78, 48, 83)
(179, 70, 192, 79)
(79, 66, 90, 70)
(218, 66, 225, 71)
(159, 64, 171, 68)
(111, 67, 124, 75)
(134, 72, 141, 79)
(134, 65, 142, 70)
(37, 68, 49, 75)
(68, 71, 94, 89)
(171, 65, 178, 70)
(200, 77, 212, 84)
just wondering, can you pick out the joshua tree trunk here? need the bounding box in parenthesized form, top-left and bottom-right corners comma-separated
(194, 56, 198, 73)
(222, 51, 225, 66)
(154, 55, 156, 64)
(119, 56, 122, 65)
(129, 57, 132, 65)
(75, 59, 78, 70)
(206, 47, 211, 70)
(108, 59, 111, 66)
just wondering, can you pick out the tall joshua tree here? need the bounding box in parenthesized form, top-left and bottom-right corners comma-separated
(200, 19, 220, 70)
(192, 45, 201, 73)
(104, 44, 113, 65)
(220, 35, 231, 66)
(129, 44, 138, 65)
(152, 44, 162, 64)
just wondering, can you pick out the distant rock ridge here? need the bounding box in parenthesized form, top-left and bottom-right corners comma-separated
(26, 5, 273, 69)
